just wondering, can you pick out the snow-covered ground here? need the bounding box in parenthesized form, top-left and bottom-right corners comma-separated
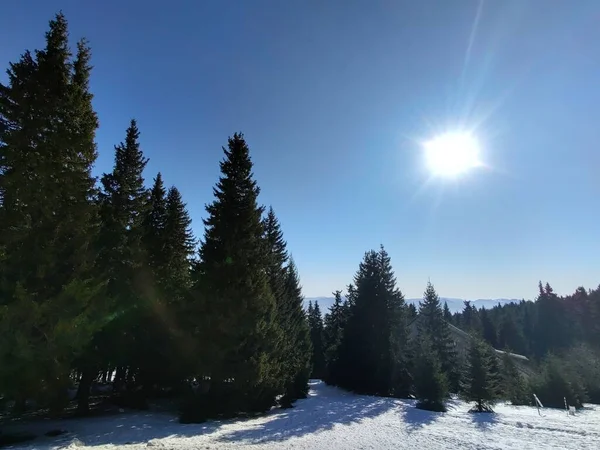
(4, 380, 600, 449)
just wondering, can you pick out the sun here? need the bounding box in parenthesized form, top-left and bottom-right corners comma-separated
(423, 132, 482, 178)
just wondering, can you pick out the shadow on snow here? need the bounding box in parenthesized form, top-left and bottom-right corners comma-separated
(218, 380, 428, 444)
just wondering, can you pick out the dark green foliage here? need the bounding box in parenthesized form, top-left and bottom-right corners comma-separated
(562, 344, 600, 404)
(532, 355, 586, 409)
(308, 301, 326, 379)
(192, 133, 281, 418)
(262, 206, 311, 404)
(462, 339, 499, 412)
(323, 291, 346, 385)
(417, 282, 460, 392)
(443, 302, 452, 323)
(281, 260, 312, 402)
(0, 13, 107, 410)
(332, 247, 410, 397)
(413, 337, 448, 412)
(479, 308, 497, 348)
(499, 351, 529, 405)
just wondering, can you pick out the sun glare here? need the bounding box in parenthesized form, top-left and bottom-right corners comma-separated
(424, 132, 482, 178)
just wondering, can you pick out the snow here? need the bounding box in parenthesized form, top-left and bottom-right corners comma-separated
(4, 380, 600, 449)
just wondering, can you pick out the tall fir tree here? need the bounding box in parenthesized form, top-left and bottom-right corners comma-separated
(413, 336, 449, 412)
(0, 13, 106, 412)
(462, 339, 499, 412)
(333, 247, 410, 396)
(443, 301, 453, 323)
(308, 301, 326, 379)
(323, 290, 346, 384)
(193, 133, 281, 416)
(282, 258, 312, 402)
(417, 282, 460, 392)
(263, 207, 311, 404)
(142, 173, 168, 279)
(83, 119, 149, 409)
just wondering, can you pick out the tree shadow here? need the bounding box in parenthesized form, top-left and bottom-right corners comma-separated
(469, 411, 498, 430)
(217, 381, 399, 445)
(1, 410, 226, 448)
(398, 404, 441, 432)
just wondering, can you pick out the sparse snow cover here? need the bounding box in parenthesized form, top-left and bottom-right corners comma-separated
(5, 381, 600, 449)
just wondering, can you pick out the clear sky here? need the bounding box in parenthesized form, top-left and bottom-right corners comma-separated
(1, 1, 598, 300)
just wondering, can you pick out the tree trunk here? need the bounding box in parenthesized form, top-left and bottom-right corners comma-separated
(77, 368, 95, 414)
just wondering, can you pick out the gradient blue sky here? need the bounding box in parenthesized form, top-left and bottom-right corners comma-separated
(1, 1, 598, 300)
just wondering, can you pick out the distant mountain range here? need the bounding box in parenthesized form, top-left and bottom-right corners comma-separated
(304, 296, 520, 315)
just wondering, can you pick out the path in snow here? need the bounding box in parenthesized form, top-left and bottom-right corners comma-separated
(4, 380, 600, 449)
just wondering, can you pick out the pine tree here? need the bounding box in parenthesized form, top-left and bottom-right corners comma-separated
(85, 119, 149, 408)
(499, 351, 529, 405)
(418, 282, 460, 392)
(323, 291, 346, 384)
(193, 133, 281, 416)
(443, 302, 453, 323)
(281, 259, 312, 402)
(0, 13, 107, 412)
(308, 301, 326, 379)
(413, 337, 449, 412)
(333, 247, 410, 396)
(263, 207, 311, 404)
(462, 339, 499, 412)
(142, 173, 167, 278)
(479, 308, 498, 348)
(164, 186, 195, 292)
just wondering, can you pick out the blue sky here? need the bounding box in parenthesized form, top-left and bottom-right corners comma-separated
(1, 1, 598, 300)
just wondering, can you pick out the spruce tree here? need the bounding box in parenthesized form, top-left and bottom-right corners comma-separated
(334, 247, 410, 396)
(479, 308, 497, 348)
(418, 282, 460, 392)
(323, 291, 346, 384)
(0, 13, 106, 412)
(499, 351, 529, 405)
(263, 207, 311, 404)
(462, 339, 499, 412)
(308, 301, 326, 379)
(164, 186, 195, 293)
(413, 337, 449, 412)
(194, 133, 281, 416)
(87, 119, 149, 407)
(282, 259, 312, 402)
(142, 173, 168, 278)
(443, 301, 453, 323)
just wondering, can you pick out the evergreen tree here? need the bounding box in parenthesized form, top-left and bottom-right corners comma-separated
(92, 119, 149, 394)
(164, 186, 195, 292)
(406, 303, 418, 322)
(417, 282, 460, 392)
(308, 301, 326, 379)
(281, 259, 312, 402)
(262, 207, 311, 404)
(462, 301, 481, 335)
(533, 282, 570, 356)
(462, 339, 499, 412)
(443, 302, 453, 323)
(194, 133, 281, 416)
(533, 355, 585, 409)
(413, 337, 449, 412)
(333, 247, 410, 396)
(0, 13, 107, 412)
(499, 351, 529, 405)
(323, 291, 346, 384)
(142, 173, 168, 278)
(479, 308, 497, 348)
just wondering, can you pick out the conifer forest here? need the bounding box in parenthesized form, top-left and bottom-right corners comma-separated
(1, 14, 599, 425)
